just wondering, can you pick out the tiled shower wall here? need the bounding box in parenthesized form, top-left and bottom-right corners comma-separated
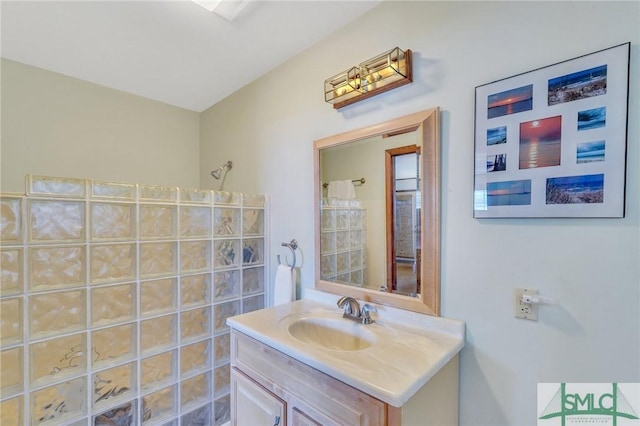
(0, 175, 267, 425)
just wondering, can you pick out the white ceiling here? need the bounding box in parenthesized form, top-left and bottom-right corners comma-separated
(1, 0, 381, 112)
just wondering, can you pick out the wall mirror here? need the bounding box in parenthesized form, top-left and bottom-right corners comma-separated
(314, 108, 441, 315)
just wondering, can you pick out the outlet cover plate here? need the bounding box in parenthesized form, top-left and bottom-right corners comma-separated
(514, 288, 538, 320)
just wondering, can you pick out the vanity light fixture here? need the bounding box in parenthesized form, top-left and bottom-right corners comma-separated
(324, 47, 413, 110)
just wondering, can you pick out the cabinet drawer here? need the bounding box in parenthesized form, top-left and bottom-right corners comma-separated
(231, 330, 387, 426)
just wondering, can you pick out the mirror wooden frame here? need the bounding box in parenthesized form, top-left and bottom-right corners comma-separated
(314, 107, 441, 315)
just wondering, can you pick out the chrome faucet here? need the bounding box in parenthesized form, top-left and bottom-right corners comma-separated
(337, 297, 377, 324)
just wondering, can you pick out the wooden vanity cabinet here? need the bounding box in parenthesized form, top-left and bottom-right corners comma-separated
(230, 330, 460, 426)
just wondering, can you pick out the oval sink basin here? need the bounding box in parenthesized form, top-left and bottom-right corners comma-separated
(287, 317, 376, 351)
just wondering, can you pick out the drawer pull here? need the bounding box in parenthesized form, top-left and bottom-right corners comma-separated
(273, 415, 281, 426)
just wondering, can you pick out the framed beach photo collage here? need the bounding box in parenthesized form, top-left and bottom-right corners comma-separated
(473, 43, 630, 218)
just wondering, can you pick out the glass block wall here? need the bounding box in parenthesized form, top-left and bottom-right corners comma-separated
(319, 200, 366, 286)
(0, 175, 267, 426)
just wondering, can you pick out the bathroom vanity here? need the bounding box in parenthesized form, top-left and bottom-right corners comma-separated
(227, 298, 464, 425)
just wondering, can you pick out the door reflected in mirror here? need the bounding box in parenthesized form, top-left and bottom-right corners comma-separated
(314, 108, 441, 315)
(386, 145, 421, 297)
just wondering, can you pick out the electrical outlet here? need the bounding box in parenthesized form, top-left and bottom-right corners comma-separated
(514, 288, 538, 321)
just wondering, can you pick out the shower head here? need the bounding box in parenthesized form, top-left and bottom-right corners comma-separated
(210, 160, 233, 180)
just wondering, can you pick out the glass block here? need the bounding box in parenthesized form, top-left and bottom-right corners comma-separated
(242, 295, 264, 314)
(242, 209, 264, 236)
(27, 175, 85, 198)
(180, 372, 210, 409)
(181, 340, 210, 375)
(213, 333, 230, 366)
(0, 396, 23, 425)
(214, 395, 231, 426)
(336, 230, 349, 251)
(1, 196, 22, 245)
(180, 240, 210, 273)
(181, 307, 211, 343)
(242, 238, 263, 266)
(181, 403, 211, 426)
(140, 314, 177, 354)
(242, 193, 265, 207)
(180, 188, 213, 204)
(140, 242, 177, 279)
(181, 274, 210, 308)
(140, 278, 176, 317)
(141, 350, 176, 392)
(94, 400, 136, 426)
(93, 362, 136, 407)
(0, 297, 22, 345)
(90, 244, 136, 284)
(29, 245, 85, 291)
(350, 209, 363, 229)
(90, 203, 135, 241)
(337, 273, 350, 283)
(213, 191, 240, 206)
(335, 209, 349, 229)
(91, 283, 136, 327)
(30, 332, 86, 386)
(242, 267, 264, 296)
(321, 231, 336, 254)
(321, 208, 336, 230)
(92, 323, 136, 367)
(213, 301, 239, 334)
(214, 364, 230, 395)
(213, 208, 239, 237)
(91, 180, 136, 200)
(351, 269, 363, 285)
(142, 385, 175, 424)
(1, 347, 23, 396)
(213, 239, 239, 269)
(138, 184, 177, 202)
(1, 247, 23, 296)
(350, 229, 363, 249)
(31, 376, 87, 424)
(180, 206, 211, 238)
(320, 254, 336, 279)
(28, 289, 88, 338)
(213, 270, 240, 302)
(28, 199, 85, 243)
(351, 249, 363, 270)
(337, 252, 349, 274)
(139, 205, 176, 240)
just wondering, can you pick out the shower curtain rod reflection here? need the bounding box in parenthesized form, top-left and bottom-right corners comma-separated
(211, 160, 232, 180)
(322, 177, 366, 188)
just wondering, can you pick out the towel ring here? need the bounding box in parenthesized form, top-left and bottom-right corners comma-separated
(277, 239, 298, 271)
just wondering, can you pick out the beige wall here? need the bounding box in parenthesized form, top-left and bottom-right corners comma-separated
(1, 59, 200, 192)
(200, 2, 639, 425)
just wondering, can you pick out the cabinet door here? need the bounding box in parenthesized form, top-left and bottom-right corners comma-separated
(231, 367, 285, 426)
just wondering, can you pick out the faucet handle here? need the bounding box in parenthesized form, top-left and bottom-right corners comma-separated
(361, 304, 377, 324)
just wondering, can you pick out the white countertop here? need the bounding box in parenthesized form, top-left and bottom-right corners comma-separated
(227, 296, 465, 407)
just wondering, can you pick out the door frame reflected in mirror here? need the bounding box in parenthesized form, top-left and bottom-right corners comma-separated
(314, 108, 441, 316)
(385, 144, 421, 296)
